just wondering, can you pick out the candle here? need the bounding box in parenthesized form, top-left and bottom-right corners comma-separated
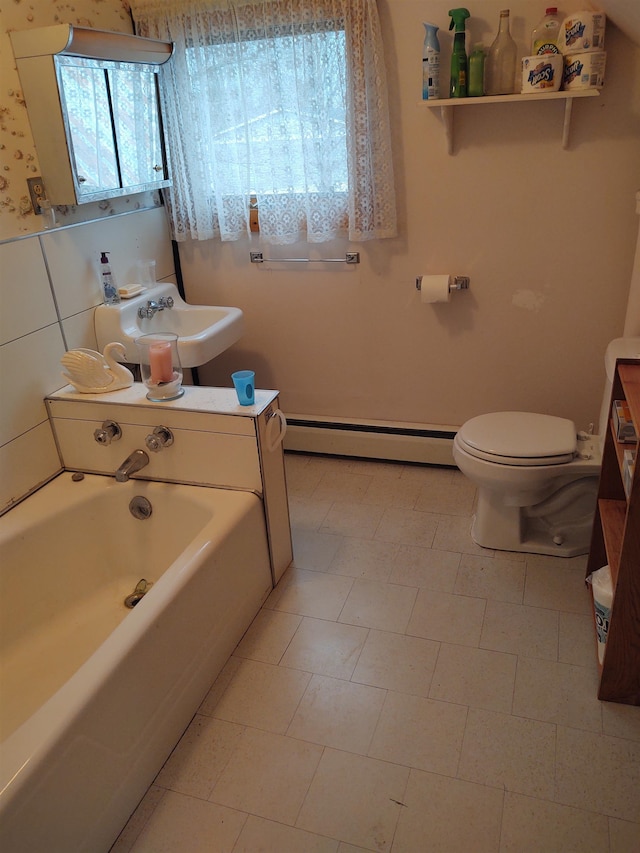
(149, 341, 173, 383)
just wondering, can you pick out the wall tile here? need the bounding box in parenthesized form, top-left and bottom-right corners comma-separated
(0, 237, 57, 344)
(0, 325, 66, 445)
(0, 423, 60, 513)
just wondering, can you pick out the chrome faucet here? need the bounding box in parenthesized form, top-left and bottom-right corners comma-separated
(115, 449, 150, 482)
(137, 296, 174, 319)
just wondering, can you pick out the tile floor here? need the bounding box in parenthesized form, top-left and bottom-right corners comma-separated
(113, 453, 640, 853)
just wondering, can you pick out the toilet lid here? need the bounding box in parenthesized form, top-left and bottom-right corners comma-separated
(457, 412, 577, 466)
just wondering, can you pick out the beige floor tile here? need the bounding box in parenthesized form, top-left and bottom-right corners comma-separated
(559, 611, 598, 668)
(312, 470, 373, 502)
(602, 701, 640, 742)
(454, 553, 525, 604)
(130, 790, 246, 853)
(388, 544, 460, 592)
(374, 506, 440, 549)
(368, 692, 467, 776)
(154, 715, 244, 799)
(407, 588, 486, 647)
(233, 815, 339, 853)
(414, 476, 476, 516)
(399, 465, 455, 486)
(361, 476, 421, 509)
(524, 557, 593, 614)
(432, 514, 491, 556)
(328, 536, 399, 581)
(555, 726, 640, 822)
(287, 674, 386, 754)
(296, 748, 409, 852)
(351, 629, 439, 696)
(212, 658, 311, 733)
(499, 792, 610, 852)
(210, 727, 323, 825)
(320, 501, 385, 538)
(392, 770, 503, 853)
(429, 644, 517, 714)
(280, 617, 369, 679)
(512, 657, 602, 732)
(480, 600, 559, 660)
(288, 496, 333, 530)
(234, 609, 302, 664)
(285, 457, 324, 498)
(198, 656, 243, 716)
(265, 567, 354, 620)
(292, 528, 344, 571)
(338, 578, 418, 633)
(609, 817, 640, 852)
(110, 785, 165, 853)
(458, 708, 556, 800)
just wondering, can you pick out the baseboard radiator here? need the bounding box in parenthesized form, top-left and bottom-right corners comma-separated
(283, 415, 457, 467)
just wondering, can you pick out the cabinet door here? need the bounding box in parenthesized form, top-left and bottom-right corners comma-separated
(108, 66, 168, 188)
(57, 58, 120, 198)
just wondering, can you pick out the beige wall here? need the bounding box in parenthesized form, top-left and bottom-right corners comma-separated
(182, 0, 640, 433)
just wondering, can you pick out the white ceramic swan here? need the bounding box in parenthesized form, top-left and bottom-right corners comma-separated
(61, 342, 134, 393)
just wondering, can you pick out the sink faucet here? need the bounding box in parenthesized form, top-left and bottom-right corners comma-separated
(138, 296, 174, 319)
(115, 449, 150, 482)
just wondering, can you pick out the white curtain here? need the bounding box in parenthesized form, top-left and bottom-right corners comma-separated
(131, 0, 397, 244)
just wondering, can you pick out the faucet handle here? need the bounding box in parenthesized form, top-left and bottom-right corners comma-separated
(145, 425, 174, 453)
(94, 420, 122, 445)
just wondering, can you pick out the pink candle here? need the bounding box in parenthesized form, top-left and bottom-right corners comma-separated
(149, 341, 173, 383)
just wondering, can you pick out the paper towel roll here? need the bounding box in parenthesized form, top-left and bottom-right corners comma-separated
(419, 275, 451, 303)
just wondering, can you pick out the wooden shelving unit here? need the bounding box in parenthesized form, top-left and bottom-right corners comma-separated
(420, 89, 600, 154)
(586, 359, 640, 705)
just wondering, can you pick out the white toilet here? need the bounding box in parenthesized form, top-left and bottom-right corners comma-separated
(453, 337, 640, 557)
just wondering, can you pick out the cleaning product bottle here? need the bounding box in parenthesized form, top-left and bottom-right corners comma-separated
(468, 44, 485, 96)
(422, 22, 441, 100)
(531, 7, 561, 54)
(100, 251, 121, 305)
(448, 8, 470, 98)
(485, 9, 518, 95)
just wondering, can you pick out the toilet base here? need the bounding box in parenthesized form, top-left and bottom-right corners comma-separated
(472, 478, 598, 558)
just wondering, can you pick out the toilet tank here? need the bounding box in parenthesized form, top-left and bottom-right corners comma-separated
(598, 337, 640, 439)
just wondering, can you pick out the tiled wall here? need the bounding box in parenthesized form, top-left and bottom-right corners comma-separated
(0, 205, 175, 513)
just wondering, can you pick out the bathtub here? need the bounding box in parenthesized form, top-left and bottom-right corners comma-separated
(0, 472, 273, 853)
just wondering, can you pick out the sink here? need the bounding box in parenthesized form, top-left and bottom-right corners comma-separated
(94, 282, 244, 368)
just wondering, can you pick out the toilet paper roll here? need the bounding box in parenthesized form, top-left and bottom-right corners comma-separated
(419, 275, 451, 303)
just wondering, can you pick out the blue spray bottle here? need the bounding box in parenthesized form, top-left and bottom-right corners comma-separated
(422, 23, 441, 100)
(448, 8, 470, 98)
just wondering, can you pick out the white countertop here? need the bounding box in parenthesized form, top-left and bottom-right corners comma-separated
(48, 383, 279, 417)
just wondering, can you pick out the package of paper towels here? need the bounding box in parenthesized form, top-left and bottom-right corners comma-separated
(419, 275, 451, 303)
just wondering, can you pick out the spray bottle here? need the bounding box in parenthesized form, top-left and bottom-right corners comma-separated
(422, 23, 441, 100)
(448, 8, 470, 98)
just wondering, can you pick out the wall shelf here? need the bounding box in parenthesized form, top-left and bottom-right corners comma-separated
(420, 89, 600, 154)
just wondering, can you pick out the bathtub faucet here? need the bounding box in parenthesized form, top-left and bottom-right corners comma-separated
(115, 449, 150, 482)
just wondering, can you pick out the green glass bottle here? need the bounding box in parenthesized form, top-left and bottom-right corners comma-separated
(468, 44, 485, 96)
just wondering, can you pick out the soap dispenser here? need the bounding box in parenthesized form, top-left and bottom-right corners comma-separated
(100, 252, 121, 305)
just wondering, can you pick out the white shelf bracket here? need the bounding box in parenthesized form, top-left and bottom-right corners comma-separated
(562, 97, 574, 149)
(441, 106, 454, 155)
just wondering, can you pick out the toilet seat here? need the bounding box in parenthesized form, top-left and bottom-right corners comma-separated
(456, 412, 577, 467)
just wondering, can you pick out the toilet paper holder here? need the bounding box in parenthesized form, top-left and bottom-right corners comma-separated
(415, 275, 470, 292)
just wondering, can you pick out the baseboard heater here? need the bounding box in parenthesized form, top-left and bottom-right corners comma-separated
(283, 415, 457, 467)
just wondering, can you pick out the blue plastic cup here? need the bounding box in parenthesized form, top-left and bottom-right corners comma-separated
(231, 370, 255, 405)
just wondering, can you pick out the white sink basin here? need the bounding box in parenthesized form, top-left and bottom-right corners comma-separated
(95, 282, 244, 368)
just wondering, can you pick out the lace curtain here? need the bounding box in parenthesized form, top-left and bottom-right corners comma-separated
(131, 0, 396, 243)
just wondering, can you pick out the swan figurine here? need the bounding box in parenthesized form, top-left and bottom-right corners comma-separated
(61, 342, 134, 393)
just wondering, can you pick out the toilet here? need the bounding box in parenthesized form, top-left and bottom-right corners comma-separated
(453, 337, 640, 557)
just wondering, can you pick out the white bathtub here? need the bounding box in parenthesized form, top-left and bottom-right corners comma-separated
(0, 472, 272, 852)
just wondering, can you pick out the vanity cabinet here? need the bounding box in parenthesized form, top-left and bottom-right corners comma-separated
(10, 25, 173, 205)
(586, 360, 640, 705)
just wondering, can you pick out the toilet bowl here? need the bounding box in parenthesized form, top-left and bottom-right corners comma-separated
(453, 412, 600, 557)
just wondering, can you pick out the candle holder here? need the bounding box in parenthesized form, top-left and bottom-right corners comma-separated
(135, 333, 184, 401)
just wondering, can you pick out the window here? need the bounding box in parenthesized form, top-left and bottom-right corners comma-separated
(132, 0, 396, 244)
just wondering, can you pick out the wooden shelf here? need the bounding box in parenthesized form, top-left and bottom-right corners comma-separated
(586, 358, 640, 705)
(420, 89, 601, 154)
